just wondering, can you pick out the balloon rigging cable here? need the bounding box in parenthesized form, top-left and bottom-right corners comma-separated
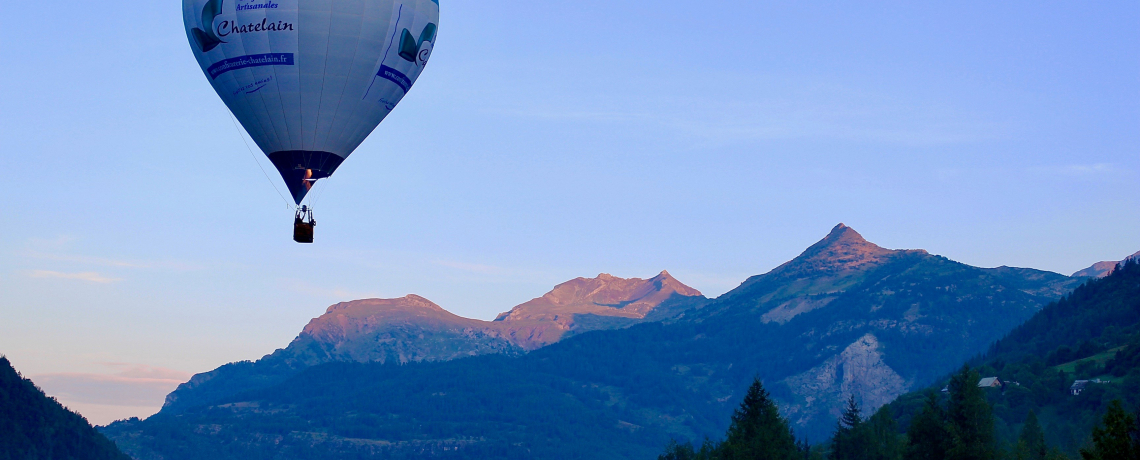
(226, 111, 293, 210)
(307, 175, 332, 210)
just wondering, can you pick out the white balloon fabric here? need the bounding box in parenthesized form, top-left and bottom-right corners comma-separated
(183, 0, 439, 203)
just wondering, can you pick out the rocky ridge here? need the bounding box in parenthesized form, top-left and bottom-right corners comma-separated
(160, 271, 706, 413)
(707, 224, 926, 324)
(492, 270, 703, 348)
(782, 334, 909, 428)
(292, 270, 704, 359)
(1072, 250, 1140, 278)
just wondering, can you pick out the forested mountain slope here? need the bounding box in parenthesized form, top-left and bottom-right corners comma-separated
(889, 257, 1140, 456)
(1, 356, 130, 460)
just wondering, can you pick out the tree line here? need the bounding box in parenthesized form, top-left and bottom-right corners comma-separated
(659, 366, 1140, 460)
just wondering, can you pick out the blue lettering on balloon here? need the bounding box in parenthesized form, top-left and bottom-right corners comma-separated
(208, 53, 294, 79)
(236, 1, 279, 11)
(233, 76, 275, 95)
(377, 65, 412, 93)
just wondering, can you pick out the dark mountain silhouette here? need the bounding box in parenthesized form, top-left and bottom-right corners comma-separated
(0, 356, 130, 460)
(103, 224, 1083, 459)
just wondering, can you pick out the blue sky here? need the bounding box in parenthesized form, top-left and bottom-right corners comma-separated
(1, 1, 1137, 424)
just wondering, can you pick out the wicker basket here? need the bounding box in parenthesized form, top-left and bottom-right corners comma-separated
(293, 219, 314, 243)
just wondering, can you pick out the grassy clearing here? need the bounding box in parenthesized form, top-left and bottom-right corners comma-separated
(1052, 346, 1125, 374)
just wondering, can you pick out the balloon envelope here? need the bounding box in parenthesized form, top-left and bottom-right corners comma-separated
(183, 0, 439, 203)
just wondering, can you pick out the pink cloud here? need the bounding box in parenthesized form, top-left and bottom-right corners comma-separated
(28, 270, 121, 283)
(32, 364, 192, 424)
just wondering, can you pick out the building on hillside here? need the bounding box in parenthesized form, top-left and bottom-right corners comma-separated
(937, 377, 1004, 393)
(1071, 380, 1089, 396)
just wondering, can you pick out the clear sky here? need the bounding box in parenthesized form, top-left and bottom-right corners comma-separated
(1, 1, 1137, 425)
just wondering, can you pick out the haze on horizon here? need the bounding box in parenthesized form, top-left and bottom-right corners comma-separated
(1, 1, 1137, 425)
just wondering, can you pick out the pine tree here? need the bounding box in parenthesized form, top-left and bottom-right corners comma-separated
(1080, 400, 1140, 460)
(659, 440, 699, 460)
(801, 438, 827, 460)
(830, 395, 866, 460)
(658, 439, 717, 460)
(1015, 410, 1046, 460)
(717, 377, 799, 460)
(866, 405, 905, 460)
(842, 394, 864, 431)
(905, 392, 951, 460)
(946, 366, 996, 460)
(831, 397, 903, 460)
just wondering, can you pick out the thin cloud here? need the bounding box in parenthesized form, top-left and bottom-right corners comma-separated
(1029, 163, 1118, 176)
(20, 236, 204, 271)
(434, 260, 507, 275)
(494, 80, 1002, 149)
(430, 260, 564, 287)
(502, 103, 998, 148)
(100, 363, 194, 381)
(29, 270, 122, 283)
(26, 236, 76, 251)
(283, 279, 382, 301)
(33, 363, 193, 423)
(23, 250, 203, 271)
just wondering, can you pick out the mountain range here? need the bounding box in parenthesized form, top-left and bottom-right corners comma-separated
(102, 224, 1097, 459)
(160, 270, 706, 414)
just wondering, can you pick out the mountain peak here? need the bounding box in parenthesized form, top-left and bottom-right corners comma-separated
(788, 224, 897, 272)
(710, 224, 935, 324)
(496, 272, 703, 323)
(1073, 250, 1140, 278)
(820, 223, 868, 246)
(650, 270, 702, 297)
(747, 224, 930, 282)
(304, 295, 465, 341)
(324, 294, 445, 315)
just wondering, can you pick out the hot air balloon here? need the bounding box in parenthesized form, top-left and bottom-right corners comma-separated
(182, 0, 439, 242)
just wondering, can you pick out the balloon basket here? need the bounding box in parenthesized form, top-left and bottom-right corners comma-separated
(294, 221, 314, 243)
(293, 207, 315, 243)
